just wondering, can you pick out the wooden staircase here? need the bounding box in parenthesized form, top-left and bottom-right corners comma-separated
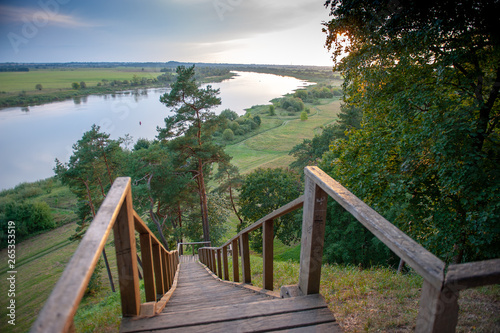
(31, 166, 500, 333)
(120, 260, 341, 332)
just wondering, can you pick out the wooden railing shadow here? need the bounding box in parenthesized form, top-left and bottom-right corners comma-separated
(30, 177, 179, 333)
(199, 166, 500, 333)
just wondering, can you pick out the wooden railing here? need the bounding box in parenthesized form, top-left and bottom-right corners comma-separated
(199, 166, 500, 333)
(31, 177, 179, 333)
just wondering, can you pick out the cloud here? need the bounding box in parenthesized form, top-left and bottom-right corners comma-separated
(0, 5, 99, 28)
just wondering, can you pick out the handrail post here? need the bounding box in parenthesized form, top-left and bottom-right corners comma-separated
(240, 233, 251, 284)
(113, 185, 141, 317)
(152, 243, 165, 297)
(222, 246, 229, 280)
(263, 219, 274, 290)
(216, 248, 223, 278)
(416, 280, 459, 332)
(298, 173, 328, 295)
(139, 233, 156, 302)
(232, 239, 240, 282)
(161, 250, 169, 291)
(211, 249, 217, 273)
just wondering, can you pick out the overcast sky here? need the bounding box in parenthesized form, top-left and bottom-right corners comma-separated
(0, 0, 333, 66)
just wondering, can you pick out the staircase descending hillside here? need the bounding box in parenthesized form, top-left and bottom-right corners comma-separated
(30, 167, 500, 333)
(120, 259, 341, 332)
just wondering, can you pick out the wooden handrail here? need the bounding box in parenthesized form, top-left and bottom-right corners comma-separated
(31, 177, 179, 333)
(199, 166, 500, 333)
(304, 166, 445, 289)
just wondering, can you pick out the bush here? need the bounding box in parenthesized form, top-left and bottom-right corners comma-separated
(220, 109, 239, 121)
(269, 105, 276, 116)
(300, 111, 308, 121)
(229, 121, 240, 131)
(0, 201, 55, 247)
(222, 128, 234, 141)
(253, 115, 261, 126)
(235, 129, 245, 136)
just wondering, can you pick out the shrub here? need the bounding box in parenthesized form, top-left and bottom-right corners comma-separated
(269, 105, 276, 116)
(300, 111, 308, 121)
(229, 121, 240, 131)
(222, 128, 234, 141)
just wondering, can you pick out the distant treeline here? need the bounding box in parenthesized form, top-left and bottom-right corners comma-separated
(0, 66, 29, 72)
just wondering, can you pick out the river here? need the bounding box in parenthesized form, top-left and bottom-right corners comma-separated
(0, 71, 313, 190)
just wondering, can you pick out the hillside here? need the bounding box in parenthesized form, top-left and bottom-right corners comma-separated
(0, 82, 498, 332)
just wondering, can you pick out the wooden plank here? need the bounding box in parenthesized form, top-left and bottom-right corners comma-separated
(31, 177, 131, 333)
(152, 243, 164, 296)
(211, 249, 216, 274)
(232, 239, 239, 282)
(240, 233, 251, 284)
(221, 196, 304, 248)
(416, 280, 459, 332)
(161, 250, 169, 292)
(139, 233, 156, 302)
(133, 211, 167, 253)
(445, 259, 500, 290)
(121, 294, 332, 332)
(299, 175, 328, 295)
(222, 246, 229, 280)
(305, 166, 445, 289)
(113, 185, 141, 317)
(263, 219, 274, 290)
(216, 248, 223, 279)
(154, 264, 180, 314)
(159, 308, 336, 333)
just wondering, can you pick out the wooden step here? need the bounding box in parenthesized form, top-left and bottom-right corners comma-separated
(121, 294, 341, 332)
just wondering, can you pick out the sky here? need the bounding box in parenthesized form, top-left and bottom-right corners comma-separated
(0, 0, 334, 66)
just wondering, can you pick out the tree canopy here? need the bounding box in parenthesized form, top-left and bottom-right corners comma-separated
(323, 0, 500, 263)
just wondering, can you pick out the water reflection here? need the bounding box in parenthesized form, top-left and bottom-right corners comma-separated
(0, 72, 312, 190)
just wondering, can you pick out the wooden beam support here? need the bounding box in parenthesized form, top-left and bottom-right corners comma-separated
(216, 248, 223, 279)
(416, 280, 459, 332)
(161, 250, 169, 292)
(152, 243, 164, 296)
(232, 239, 239, 283)
(299, 174, 328, 295)
(240, 233, 251, 284)
(222, 246, 229, 281)
(113, 186, 141, 317)
(263, 219, 274, 291)
(139, 233, 156, 302)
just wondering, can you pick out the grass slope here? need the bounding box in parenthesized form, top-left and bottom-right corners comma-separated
(226, 100, 342, 173)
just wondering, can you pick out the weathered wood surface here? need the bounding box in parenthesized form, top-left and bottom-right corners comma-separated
(305, 166, 445, 289)
(121, 261, 341, 332)
(31, 177, 131, 333)
(445, 258, 500, 290)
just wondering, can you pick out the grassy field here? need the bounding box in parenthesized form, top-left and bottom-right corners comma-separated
(226, 99, 342, 173)
(0, 68, 162, 93)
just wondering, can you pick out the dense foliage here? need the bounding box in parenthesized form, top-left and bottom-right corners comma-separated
(158, 65, 231, 242)
(0, 201, 54, 248)
(238, 168, 303, 249)
(324, 0, 500, 263)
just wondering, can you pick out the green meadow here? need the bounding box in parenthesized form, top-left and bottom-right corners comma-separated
(0, 68, 162, 93)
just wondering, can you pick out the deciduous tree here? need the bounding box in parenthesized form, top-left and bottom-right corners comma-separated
(324, 0, 500, 263)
